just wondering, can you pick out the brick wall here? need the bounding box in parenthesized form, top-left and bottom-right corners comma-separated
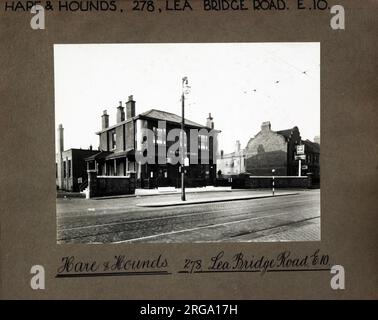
(245, 176, 310, 188)
(216, 175, 312, 189)
(88, 171, 135, 198)
(99, 132, 108, 151)
(125, 121, 134, 151)
(246, 150, 287, 176)
(98, 121, 135, 152)
(245, 130, 288, 175)
(116, 125, 124, 151)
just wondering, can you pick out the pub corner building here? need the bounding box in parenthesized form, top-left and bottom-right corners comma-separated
(56, 95, 220, 196)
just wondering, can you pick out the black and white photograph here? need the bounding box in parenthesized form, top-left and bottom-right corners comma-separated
(55, 43, 320, 244)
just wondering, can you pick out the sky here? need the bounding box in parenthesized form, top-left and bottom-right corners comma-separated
(54, 43, 320, 154)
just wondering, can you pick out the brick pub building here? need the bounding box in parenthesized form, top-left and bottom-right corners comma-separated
(85, 96, 219, 190)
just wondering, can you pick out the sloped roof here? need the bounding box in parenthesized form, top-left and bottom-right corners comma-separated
(85, 151, 112, 161)
(303, 139, 320, 153)
(105, 150, 135, 160)
(96, 108, 217, 135)
(276, 127, 298, 139)
(139, 109, 208, 128)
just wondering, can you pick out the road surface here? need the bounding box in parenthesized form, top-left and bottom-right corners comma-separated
(57, 190, 320, 243)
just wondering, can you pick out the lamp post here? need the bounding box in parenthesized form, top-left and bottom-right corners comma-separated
(181, 76, 190, 201)
(272, 169, 275, 196)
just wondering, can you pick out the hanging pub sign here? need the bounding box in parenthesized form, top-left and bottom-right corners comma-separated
(296, 144, 305, 155)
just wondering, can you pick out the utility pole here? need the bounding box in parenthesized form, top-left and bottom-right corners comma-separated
(181, 77, 188, 201)
(272, 168, 275, 196)
(298, 159, 302, 177)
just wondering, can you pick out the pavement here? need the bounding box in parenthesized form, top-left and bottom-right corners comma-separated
(56, 189, 320, 244)
(62, 186, 235, 200)
(136, 192, 298, 207)
(135, 186, 232, 196)
(57, 191, 85, 199)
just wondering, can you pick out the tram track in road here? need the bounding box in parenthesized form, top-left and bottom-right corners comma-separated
(58, 200, 319, 242)
(113, 214, 321, 244)
(57, 195, 317, 231)
(57, 191, 316, 223)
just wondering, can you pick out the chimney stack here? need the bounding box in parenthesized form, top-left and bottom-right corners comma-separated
(57, 124, 64, 153)
(235, 140, 241, 153)
(206, 113, 214, 129)
(314, 135, 320, 144)
(102, 110, 109, 129)
(126, 95, 135, 119)
(117, 101, 125, 123)
(261, 121, 271, 132)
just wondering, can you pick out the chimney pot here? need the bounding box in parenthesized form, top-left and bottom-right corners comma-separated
(117, 101, 125, 123)
(206, 113, 214, 129)
(57, 124, 64, 153)
(261, 121, 271, 132)
(235, 140, 241, 153)
(126, 95, 136, 119)
(102, 110, 109, 129)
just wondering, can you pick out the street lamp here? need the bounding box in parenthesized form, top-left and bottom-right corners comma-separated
(181, 77, 190, 201)
(272, 169, 276, 197)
